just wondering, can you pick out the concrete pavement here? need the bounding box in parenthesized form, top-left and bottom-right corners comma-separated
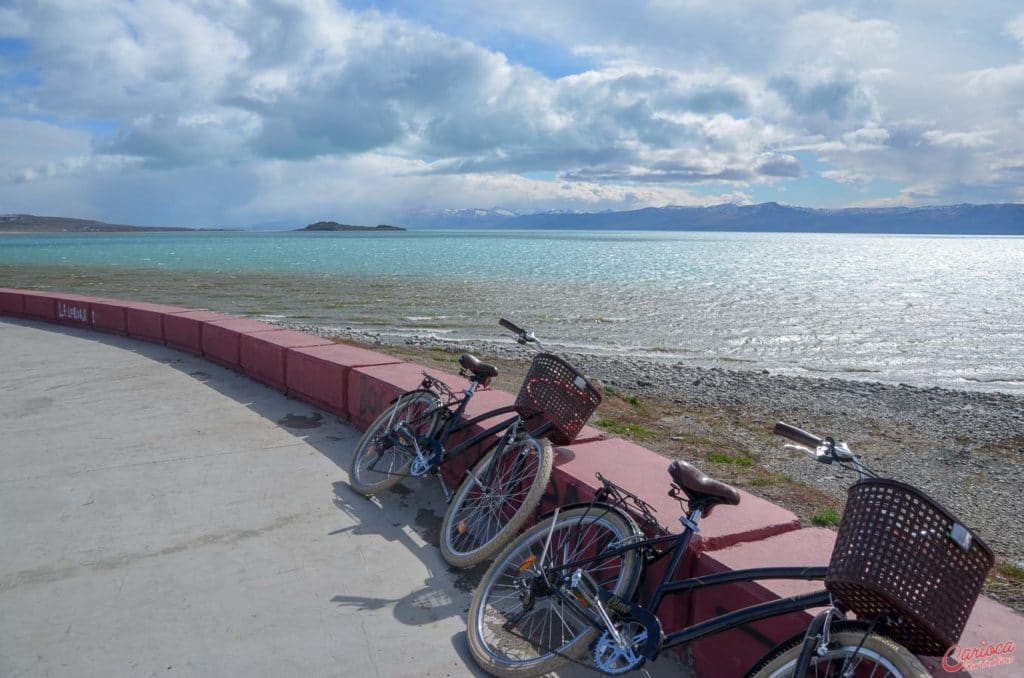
(0, 318, 690, 678)
(0, 318, 487, 677)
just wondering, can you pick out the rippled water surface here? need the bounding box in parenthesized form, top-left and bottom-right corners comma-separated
(2, 230, 1021, 391)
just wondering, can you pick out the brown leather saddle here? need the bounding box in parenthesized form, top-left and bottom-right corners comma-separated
(459, 353, 498, 379)
(668, 460, 741, 516)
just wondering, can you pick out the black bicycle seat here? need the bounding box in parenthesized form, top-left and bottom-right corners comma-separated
(459, 353, 499, 379)
(668, 460, 740, 515)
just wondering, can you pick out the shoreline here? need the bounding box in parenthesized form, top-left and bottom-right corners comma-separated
(277, 320, 1024, 609)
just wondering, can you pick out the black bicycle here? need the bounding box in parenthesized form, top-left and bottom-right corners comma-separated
(348, 319, 601, 568)
(466, 422, 993, 676)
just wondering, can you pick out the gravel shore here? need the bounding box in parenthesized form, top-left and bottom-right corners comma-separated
(281, 322, 1024, 571)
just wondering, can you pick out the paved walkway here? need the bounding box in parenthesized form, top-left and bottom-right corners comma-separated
(0, 319, 489, 677)
(0, 319, 690, 677)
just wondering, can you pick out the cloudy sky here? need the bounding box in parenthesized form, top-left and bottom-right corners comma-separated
(2, 1, 1023, 227)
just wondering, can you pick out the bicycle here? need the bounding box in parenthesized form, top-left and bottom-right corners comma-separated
(348, 318, 602, 568)
(466, 421, 994, 676)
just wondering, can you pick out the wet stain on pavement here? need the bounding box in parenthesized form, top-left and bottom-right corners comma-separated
(448, 562, 488, 593)
(277, 412, 323, 429)
(413, 508, 442, 544)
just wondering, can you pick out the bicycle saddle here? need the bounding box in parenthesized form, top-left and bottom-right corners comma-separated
(668, 460, 740, 516)
(459, 353, 499, 379)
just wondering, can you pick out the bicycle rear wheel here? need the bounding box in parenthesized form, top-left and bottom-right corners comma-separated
(440, 434, 553, 568)
(348, 390, 442, 495)
(748, 622, 928, 678)
(466, 506, 643, 677)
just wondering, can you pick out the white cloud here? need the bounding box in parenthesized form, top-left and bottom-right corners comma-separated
(1, 0, 1023, 223)
(1007, 13, 1024, 46)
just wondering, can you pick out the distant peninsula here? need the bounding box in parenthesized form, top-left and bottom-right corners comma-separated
(297, 221, 405, 232)
(0, 214, 197, 233)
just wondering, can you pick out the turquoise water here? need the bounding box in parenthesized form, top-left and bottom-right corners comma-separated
(2, 230, 1022, 391)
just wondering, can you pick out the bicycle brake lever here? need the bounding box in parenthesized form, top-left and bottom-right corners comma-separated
(783, 443, 832, 464)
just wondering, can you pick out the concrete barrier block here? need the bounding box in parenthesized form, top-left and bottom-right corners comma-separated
(286, 343, 402, 418)
(22, 292, 58, 321)
(438, 387, 521, 486)
(239, 330, 333, 392)
(125, 302, 188, 343)
(85, 298, 129, 335)
(570, 424, 609, 444)
(348, 362, 473, 430)
(688, 528, 836, 675)
(0, 289, 25, 316)
(550, 437, 800, 550)
(200, 317, 280, 370)
(163, 310, 231, 355)
(54, 294, 92, 327)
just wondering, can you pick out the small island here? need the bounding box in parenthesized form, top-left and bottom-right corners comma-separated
(296, 221, 406, 232)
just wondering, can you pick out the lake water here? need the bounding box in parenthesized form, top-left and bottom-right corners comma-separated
(2, 230, 1022, 392)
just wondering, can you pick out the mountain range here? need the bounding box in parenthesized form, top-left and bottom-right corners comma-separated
(5, 203, 1024, 235)
(407, 203, 1024, 234)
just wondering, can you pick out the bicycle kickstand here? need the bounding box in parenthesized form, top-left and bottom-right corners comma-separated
(437, 474, 454, 503)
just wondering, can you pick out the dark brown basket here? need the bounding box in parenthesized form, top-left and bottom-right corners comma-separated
(826, 478, 994, 656)
(514, 352, 602, 445)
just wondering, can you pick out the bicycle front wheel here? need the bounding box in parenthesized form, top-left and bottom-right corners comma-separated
(466, 506, 643, 677)
(749, 623, 929, 678)
(348, 390, 442, 496)
(440, 435, 553, 568)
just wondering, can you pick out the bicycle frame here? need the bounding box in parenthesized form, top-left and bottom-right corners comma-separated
(371, 378, 554, 478)
(542, 500, 830, 659)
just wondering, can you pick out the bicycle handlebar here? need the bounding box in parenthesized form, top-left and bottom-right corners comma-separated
(499, 318, 526, 336)
(773, 421, 824, 449)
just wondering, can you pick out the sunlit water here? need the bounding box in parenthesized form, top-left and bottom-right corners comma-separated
(2, 230, 1021, 392)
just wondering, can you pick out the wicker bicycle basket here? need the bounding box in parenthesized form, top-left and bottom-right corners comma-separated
(514, 352, 602, 445)
(826, 478, 994, 656)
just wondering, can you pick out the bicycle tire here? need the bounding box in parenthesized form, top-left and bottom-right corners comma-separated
(748, 621, 929, 678)
(348, 390, 442, 496)
(466, 506, 643, 677)
(439, 435, 553, 568)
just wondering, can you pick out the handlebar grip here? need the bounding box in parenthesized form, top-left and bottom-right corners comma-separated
(773, 422, 824, 449)
(499, 318, 526, 336)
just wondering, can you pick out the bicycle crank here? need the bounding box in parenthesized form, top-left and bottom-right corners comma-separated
(593, 621, 648, 674)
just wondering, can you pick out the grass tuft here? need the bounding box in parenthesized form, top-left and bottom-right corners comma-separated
(706, 451, 754, 466)
(750, 471, 791, 487)
(594, 417, 655, 439)
(811, 507, 842, 527)
(997, 561, 1024, 581)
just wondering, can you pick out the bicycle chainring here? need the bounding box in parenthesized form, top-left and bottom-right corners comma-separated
(592, 621, 648, 675)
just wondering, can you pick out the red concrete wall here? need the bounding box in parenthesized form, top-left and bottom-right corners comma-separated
(286, 343, 402, 418)
(239, 329, 334, 392)
(125, 302, 189, 343)
(0, 289, 25, 315)
(200, 317, 280, 370)
(164, 310, 231, 355)
(54, 294, 92, 328)
(22, 291, 58, 321)
(86, 297, 129, 335)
